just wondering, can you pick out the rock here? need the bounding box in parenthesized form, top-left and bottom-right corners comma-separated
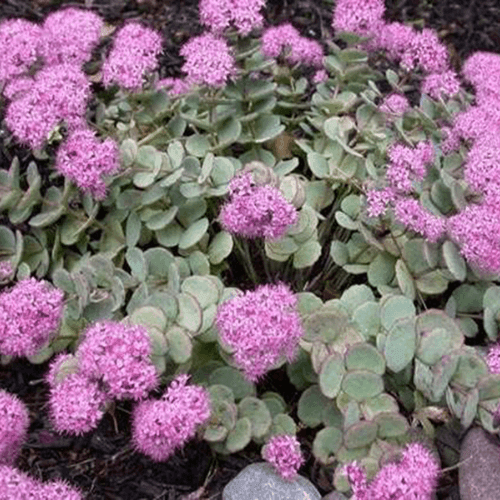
(223, 462, 321, 500)
(459, 427, 500, 500)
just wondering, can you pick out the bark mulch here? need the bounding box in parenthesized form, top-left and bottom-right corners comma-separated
(1, 0, 499, 498)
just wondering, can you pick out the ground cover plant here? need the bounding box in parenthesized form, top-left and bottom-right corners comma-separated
(1, 0, 500, 498)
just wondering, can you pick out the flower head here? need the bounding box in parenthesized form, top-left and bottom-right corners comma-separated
(379, 94, 410, 117)
(55, 128, 120, 200)
(38, 479, 83, 500)
(0, 390, 29, 465)
(5, 64, 90, 149)
(39, 8, 103, 66)
(462, 51, 500, 104)
(386, 142, 434, 193)
(262, 434, 304, 481)
(393, 197, 445, 243)
(422, 70, 460, 100)
(487, 343, 500, 374)
(447, 201, 500, 272)
(220, 172, 298, 239)
(463, 134, 500, 199)
(200, 0, 265, 36)
(0, 278, 64, 357)
(0, 19, 41, 84)
(102, 22, 163, 91)
(345, 443, 439, 500)
(132, 375, 211, 461)
(216, 283, 304, 381)
(180, 33, 237, 88)
(77, 321, 159, 400)
(332, 0, 385, 37)
(366, 187, 396, 217)
(48, 371, 108, 435)
(373, 22, 415, 61)
(261, 24, 324, 68)
(400, 28, 449, 74)
(0, 465, 38, 498)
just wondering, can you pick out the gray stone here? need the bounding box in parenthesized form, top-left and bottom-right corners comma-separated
(223, 462, 321, 500)
(459, 427, 500, 500)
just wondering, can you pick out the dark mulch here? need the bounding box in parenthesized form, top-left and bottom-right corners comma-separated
(0, 0, 498, 498)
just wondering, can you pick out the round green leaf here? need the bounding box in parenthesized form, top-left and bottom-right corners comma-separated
(225, 417, 252, 453)
(374, 412, 409, 438)
(395, 259, 416, 301)
(443, 241, 466, 281)
(181, 276, 219, 309)
(144, 247, 175, 277)
(352, 302, 381, 339)
(384, 317, 416, 373)
(312, 426, 343, 465)
(451, 350, 489, 389)
(179, 218, 209, 250)
(293, 239, 322, 269)
(367, 253, 396, 287)
(298, 385, 331, 428)
(416, 327, 451, 365)
(186, 135, 211, 157)
(340, 285, 375, 315)
(165, 325, 192, 363)
(129, 306, 168, 333)
(341, 370, 384, 401)
(344, 421, 378, 449)
(209, 366, 256, 401)
(269, 414, 297, 437)
(360, 393, 399, 419)
(238, 397, 272, 438)
(208, 231, 233, 264)
(461, 388, 479, 429)
(176, 292, 203, 333)
(478, 374, 500, 400)
(307, 152, 329, 178)
(381, 295, 416, 331)
(345, 343, 385, 375)
(416, 270, 449, 295)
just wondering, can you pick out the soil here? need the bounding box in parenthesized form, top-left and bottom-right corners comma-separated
(0, 0, 498, 498)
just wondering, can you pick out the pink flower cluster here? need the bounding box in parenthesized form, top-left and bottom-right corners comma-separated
(102, 22, 163, 91)
(5, 64, 91, 149)
(0, 19, 41, 84)
(180, 33, 237, 88)
(262, 434, 304, 481)
(378, 93, 409, 117)
(46, 321, 159, 435)
(332, 0, 385, 37)
(220, 172, 298, 239)
(55, 129, 120, 200)
(0, 278, 64, 358)
(0, 390, 29, 465)
(487, 343, 500, 374)
(216, 283, 304, 381)
(48, 358, 109, 435)
(38, 8, 103, 66)
(366, 142, 445, 243)
(132, 374, 211, 461)
(421, 70, 460, 100)
(0, 465, 82, 500)
(78, 321, 159, 401)
(345, 443, 440, 500)
(332, 0, 456, 99)
(261, 24, 324, 68)
(447, 203, 500, 273)
(199, 0, 265, 36)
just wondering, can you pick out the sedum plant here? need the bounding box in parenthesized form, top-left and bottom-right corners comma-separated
(1, 0, 500, 498)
